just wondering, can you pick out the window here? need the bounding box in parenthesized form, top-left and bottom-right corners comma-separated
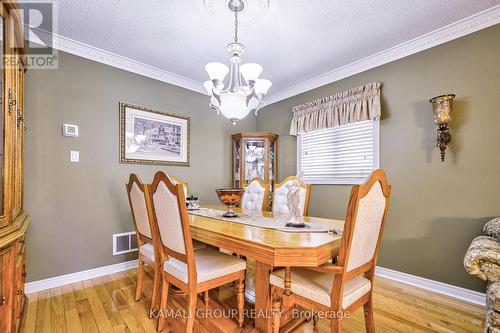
(297, 119, 380, 185)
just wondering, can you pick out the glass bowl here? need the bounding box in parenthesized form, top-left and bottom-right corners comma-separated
(215, 188, 244, 217)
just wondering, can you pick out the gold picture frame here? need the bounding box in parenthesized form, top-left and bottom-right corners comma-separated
(119, 102, 190, 166)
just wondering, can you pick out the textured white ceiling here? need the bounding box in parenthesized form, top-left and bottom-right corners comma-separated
(49, 0, 499, 97)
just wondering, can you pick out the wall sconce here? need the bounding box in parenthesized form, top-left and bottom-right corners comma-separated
(429, 94, 455, 162)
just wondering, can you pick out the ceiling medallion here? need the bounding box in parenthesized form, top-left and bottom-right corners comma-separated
(204, 0, 272, 124)
(203, 0, 271, 27)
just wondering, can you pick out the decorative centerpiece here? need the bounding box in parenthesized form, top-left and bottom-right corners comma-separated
(286, 172, 307, 228)
(216, 188, 245, 217)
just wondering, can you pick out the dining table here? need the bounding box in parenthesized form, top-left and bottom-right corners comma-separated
(187, 205, 344, 333)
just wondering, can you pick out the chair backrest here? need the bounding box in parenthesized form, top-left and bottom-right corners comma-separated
(330, 169, 391, 309)
(272, 176, 311, 216)
(149, 171, 196, 283)
(125, 174, 153, 241)
(241, 177, 270, 211)
(339, 169, 392, 273)
(170, 176, 189, 199)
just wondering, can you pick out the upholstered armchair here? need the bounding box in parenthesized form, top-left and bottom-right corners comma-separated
(464, 217, 500, 332)
(272, 176, 311, 216)
(241, 177, 270, 211)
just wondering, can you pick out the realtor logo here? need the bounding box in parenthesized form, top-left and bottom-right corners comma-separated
(4, 1, 58, 69)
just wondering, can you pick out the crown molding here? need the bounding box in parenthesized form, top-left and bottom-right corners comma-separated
(263, 5, 500, 106)
(26, 5, 499, 103)
(28, 28, 206, 94)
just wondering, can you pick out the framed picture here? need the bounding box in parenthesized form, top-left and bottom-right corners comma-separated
(119, 102, 190, 166)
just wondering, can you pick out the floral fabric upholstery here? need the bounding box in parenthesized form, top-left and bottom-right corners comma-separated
(464, 217, 500, 332)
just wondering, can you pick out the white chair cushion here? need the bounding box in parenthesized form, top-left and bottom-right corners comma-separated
(163, 248, 246, 283)
(270, 268, 371, 308)
(241, 180, 266, 211)
(272, 179, 307, 216)
(139, 243, 155, 262)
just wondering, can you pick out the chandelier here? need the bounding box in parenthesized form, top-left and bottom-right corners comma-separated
(204, 0, 272, 125)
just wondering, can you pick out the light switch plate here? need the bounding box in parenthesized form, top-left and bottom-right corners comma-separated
(63, 124, 79, 137)
(70, 150, 79, 162)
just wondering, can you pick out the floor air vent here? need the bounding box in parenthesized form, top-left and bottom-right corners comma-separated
(112, 231, 138, 255)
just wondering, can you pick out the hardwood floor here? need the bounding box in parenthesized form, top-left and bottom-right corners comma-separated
(23, 260, 485, 333)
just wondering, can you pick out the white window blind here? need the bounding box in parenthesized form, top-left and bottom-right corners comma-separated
(297, 120, 379, 185)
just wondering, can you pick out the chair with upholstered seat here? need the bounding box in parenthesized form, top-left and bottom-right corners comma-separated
(149, 171, 247, 332)
(241, 177, 270, 211)
(272, 175, 311, 216)
(170, 175, 189, 199)
(270, 169, 392, 333)
(169, 175, 207, 251)
(125, 173, 161, 316)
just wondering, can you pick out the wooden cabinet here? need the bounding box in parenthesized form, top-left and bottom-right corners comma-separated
(0, 246, 15, 333)
(232, 132, 278, 188)
(0, 1, 30, 332)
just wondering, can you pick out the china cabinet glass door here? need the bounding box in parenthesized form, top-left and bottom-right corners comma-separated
(232, 132, 278, 188)
(233, 140, 241, 187)
(243, 140, 266, 182)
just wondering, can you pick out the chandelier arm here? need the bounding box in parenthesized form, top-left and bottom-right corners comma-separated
(213, 92, 222, 105)
(209, 103, 220, 115)
(254, 101, 266, 116)
(245, 94, 252, 107)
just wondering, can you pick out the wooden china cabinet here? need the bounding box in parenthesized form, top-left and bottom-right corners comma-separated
(0, 1, 30, 332)
(232, 132, 278, 188)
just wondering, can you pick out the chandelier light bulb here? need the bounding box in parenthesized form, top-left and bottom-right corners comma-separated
(205, 62, 229, 82)
(254, 79, 272, 97)
(240, 63, 263, 84)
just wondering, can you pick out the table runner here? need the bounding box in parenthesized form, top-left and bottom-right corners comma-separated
(189, 208, 333, 233)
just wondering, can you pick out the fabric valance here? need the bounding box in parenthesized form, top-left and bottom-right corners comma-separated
(289, 82, 381, 135)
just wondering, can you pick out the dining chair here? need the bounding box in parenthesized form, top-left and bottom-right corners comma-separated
(270, 169, 392, 333)
(170, 175, 189, 199)
(272, 175, 311, 216)
(169, 175, 207, 250)
(149, 171, 247, 332)
(241, 177, 270, 211)
(125, 173, 161, 316)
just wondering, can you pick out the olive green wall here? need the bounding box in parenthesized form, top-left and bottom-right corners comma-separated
(256, 24, 500, 292)
(24, 51, 256, 282)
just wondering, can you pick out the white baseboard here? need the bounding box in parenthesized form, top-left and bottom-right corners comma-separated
(25, 259, 139, 294)
(24, 260, 485, 307)
(375, 266, 485, 306)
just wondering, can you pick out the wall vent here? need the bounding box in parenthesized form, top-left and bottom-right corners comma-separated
(112, 231, 138, 255)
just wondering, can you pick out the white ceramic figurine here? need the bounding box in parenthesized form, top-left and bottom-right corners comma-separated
(286, 171, 305, 227)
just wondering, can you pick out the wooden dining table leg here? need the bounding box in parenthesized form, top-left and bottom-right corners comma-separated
(254, 261, 273, 332)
